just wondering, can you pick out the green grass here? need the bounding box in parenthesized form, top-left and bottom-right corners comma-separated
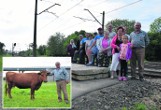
(3, 81, 71, 109)
(122, 103, 147, 110)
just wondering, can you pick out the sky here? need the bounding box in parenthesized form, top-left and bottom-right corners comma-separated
(0, 0, 161, 51)
(3, 57, 71, 68)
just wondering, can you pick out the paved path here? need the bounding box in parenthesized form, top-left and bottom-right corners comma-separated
(72, 78, 119, 100)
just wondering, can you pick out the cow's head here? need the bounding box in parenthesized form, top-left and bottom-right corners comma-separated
(38, 70, 50, 82)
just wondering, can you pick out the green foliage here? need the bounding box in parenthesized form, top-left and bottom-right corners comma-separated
(47, 32, 66, 56)
(122, 107, 127, 110)
(18, 49, 32, 57)
(63, 30, 86, 53)
(106, 19, 135, 34)
(3, 82, 71, 108)
(0, 42, 5, 55)
(37, 45, 47, 56)
(150, 17, 161, 33)
(134, 103, 147, 110)
(145, 32, 161, 61)
(0, 55, 2, 72)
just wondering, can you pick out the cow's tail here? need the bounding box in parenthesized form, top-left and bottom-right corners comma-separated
(5, 80, 8, 96)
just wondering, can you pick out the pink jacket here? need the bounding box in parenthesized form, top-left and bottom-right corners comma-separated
(119, 43, 132, 61)
(110, 35, 118, 54)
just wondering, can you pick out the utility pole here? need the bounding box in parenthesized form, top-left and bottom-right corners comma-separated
(33, 0, 38, 57)
(84, 8, 102, 25)
(12, 43, 16, 56)
(84, 9, 105, 33)
(102, 11, 105, 33)
(33, 1, 60, 57)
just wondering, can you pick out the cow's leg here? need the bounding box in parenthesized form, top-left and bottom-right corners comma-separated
(8, 84, 12, 98)
(30, 88, 35, 100)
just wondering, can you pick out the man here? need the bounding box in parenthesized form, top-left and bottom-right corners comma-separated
(107, 24, 116, 63)
(130, 22, 150, 81)
(76, 34, 83, 51)
(73, 34, 83, 63)
(123, 26, 130, 40)
(107, 24, 116, 40)
(51, 62, 70, 104)
(89, 28, 104, 66)
(79, 33, 90, 64)
(73, 33, 89, 64)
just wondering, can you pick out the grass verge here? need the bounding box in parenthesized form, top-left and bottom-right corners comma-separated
(3, 81, 71, 109)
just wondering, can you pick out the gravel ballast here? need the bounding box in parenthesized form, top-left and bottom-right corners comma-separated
(72, 79, 161, 110)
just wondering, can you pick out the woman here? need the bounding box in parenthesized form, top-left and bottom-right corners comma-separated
(67, 39, 76, 61)
(85, 34, 97, 66)
(97, 31, 112, 67)
(110, 26, 124, 78)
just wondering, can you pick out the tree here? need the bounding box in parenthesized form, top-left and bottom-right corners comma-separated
(63, 30, 86, 52)
(38, 45, 47, 56)
(0, 42, 5, 55)
(47, 32, 65, 56)
(145, 32, 161, 61)
(106, 19, 135, 34)
(150, 17, 161, 33)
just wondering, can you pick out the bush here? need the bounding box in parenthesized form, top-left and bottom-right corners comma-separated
(145, 32, 161, 61)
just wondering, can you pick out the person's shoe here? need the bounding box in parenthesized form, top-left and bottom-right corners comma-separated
(139, 76, 145, 82)
(58, 100, 62, 102)
(98, 63, 102, 67)
(65, 100, 69, 104)
(122, 76, 127, 81)
(118, 76, 122, 81)
(110, 75, 114, 79)
(86, 62, 93, 66)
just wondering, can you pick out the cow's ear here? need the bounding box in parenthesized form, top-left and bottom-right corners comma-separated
(47, 72, 50, 75)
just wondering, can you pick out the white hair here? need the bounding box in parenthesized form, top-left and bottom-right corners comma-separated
(104, 31, 109, 35)
(134, 22, 141, 26)
(55, 62, 60, 65)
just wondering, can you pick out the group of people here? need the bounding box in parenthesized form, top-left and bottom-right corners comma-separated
(67, 22, 149, 81)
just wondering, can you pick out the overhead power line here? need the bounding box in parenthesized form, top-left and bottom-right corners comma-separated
(106, 0, 143, 14)
(45, 10, 59, 18)
(59, 0, 84, 17)
(38, 0, 84, 31)
(95, 0, 143, 18)
(73, 16, 95, 22)
(37, 3, 61, 15)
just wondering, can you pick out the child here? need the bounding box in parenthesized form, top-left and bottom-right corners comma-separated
(118, 35, 132, 81)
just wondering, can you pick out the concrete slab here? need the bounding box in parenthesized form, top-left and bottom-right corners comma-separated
(72, 78, 119, 100)
(72, 64, 110, 80)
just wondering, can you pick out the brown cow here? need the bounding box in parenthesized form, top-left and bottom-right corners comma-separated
(5, 70, 49, 100)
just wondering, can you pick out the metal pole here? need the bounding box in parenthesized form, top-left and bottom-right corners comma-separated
(84, 8, 102, 25)
(12, 43, 13, 56)
(33, 0, 38, 56)
(102, 11, 105, 33)
(37, 3, 61, 15)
